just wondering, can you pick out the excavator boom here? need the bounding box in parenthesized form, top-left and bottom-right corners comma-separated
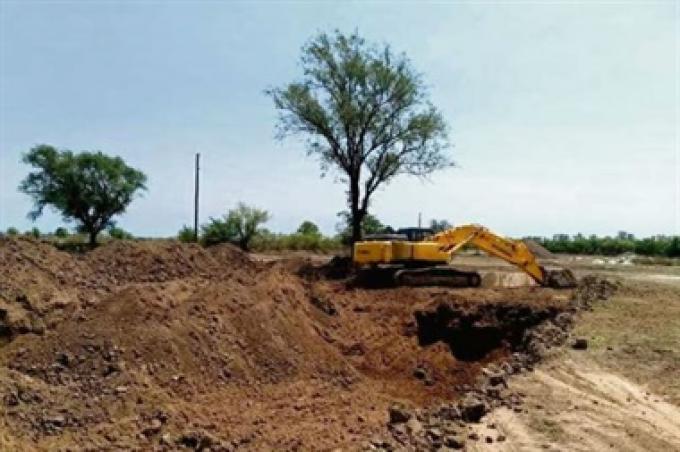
(429, 224, 545, 284)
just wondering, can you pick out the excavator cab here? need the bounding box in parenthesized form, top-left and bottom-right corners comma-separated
(396, 227, 434, 242)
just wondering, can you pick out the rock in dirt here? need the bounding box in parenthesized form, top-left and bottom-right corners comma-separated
(388, 404, 413, 424)
(413, 366, 428, 380)
(459, 395, 488, 423)
(572, 338, 588, 350)
(444, 435, 465, 449)
(310, 294, 337, 316)
(436, 404, 461, 421)
(142, 418, 163, 437)
(406, 418, 423, 435)
(177, 430, 222, 450)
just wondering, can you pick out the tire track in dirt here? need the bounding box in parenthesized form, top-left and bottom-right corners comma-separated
(467, 356, 680, 451)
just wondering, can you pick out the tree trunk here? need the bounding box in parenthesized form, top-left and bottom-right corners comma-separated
(239, 237, 249, 251)
(351, 210, 363, 244)
(349, 175, 364, 245)
(88, 230, 98, 248)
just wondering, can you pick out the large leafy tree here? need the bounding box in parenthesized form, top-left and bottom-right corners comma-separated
(268, 31, 452, 243)
(19, 145, 147, 246)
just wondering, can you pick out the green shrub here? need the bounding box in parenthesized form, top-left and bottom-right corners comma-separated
(178, 225, 197, 243)
(107, 226, 133, 240)
(200, 203, 269, 250)
(250, 231, 342, 253)
(6, 227, 19, 236)
(25, 227, 40, 238)
(54, 227, 69, 238)
(201, 217, 238, 247)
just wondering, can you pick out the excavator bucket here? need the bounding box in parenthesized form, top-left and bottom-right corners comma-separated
(542, 267, 578, 288)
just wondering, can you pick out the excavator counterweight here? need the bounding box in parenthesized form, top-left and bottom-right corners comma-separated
(353, 224, 576, 288)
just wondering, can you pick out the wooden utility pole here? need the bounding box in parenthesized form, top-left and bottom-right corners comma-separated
(194, 153, 200, 242)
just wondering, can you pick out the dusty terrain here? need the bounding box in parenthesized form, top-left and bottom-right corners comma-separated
(0, 238, 678, 451)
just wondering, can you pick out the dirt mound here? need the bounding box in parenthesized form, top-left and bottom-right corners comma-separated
(0, 238, 601, 450)
(0, 237, 87, 339)
(523, 239, 556, 259)
(84, 240, 254, 285)
(0, 238, 255, 341)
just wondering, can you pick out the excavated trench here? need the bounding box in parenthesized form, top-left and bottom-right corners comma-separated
(414, 302, 564, 362)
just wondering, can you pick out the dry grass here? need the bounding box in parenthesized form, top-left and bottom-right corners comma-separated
(571, 281, 680, 404)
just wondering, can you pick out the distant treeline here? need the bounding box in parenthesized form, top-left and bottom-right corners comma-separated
(7, 222, 680, 258)
(527, 233, 680, 257)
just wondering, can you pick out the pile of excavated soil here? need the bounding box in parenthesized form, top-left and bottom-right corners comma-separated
(0, 237, 588, 450)
(523, 239, 556, 260)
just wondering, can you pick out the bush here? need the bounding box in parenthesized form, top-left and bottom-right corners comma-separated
(178, 225, 197, 243)
(25, 227, 40, 238)
(107, 226, 133, 240)
(249, 231, 342, 253)
(200, 203, 269, 250)
(54, 227, 69, 238)
(201, 217, 238, 247)
(6, 227, 19, 236)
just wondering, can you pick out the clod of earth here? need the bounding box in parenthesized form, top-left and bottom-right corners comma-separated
(572, 338, 589, 350)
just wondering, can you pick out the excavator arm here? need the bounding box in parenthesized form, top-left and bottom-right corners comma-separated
(430, 224, 576, 288)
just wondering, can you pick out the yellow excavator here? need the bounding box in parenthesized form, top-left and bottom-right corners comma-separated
(353, 224, 576, 288)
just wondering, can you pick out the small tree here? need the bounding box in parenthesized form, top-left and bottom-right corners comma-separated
(6, 227, 19, 236)
(268, 31, 452, 243)
(54, 227, 69, 238)
(19, 145, 147, 246)
(201, 203, 269, 250)
(177, 225, 197, 243)
(107, 225, 133, 240)
(336, 210, 385, 244)
(429, 219, 452, 233)
(297, 220, 321, 236)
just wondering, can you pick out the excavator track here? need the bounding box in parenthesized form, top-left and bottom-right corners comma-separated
(394, 267, 482, 288)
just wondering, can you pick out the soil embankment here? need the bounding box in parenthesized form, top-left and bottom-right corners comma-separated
(0, 237, 610, 450)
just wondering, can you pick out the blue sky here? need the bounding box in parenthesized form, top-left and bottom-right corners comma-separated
(0, 1, 677, 238)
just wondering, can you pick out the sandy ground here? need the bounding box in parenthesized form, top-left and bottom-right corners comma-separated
(467, 355, 680, 451)
(461, 255, 680, 452)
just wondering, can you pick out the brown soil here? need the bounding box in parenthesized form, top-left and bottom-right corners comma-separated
(0, 237, 578, 450)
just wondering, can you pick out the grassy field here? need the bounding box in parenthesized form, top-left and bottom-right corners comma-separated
(571, 279, 680, 405)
